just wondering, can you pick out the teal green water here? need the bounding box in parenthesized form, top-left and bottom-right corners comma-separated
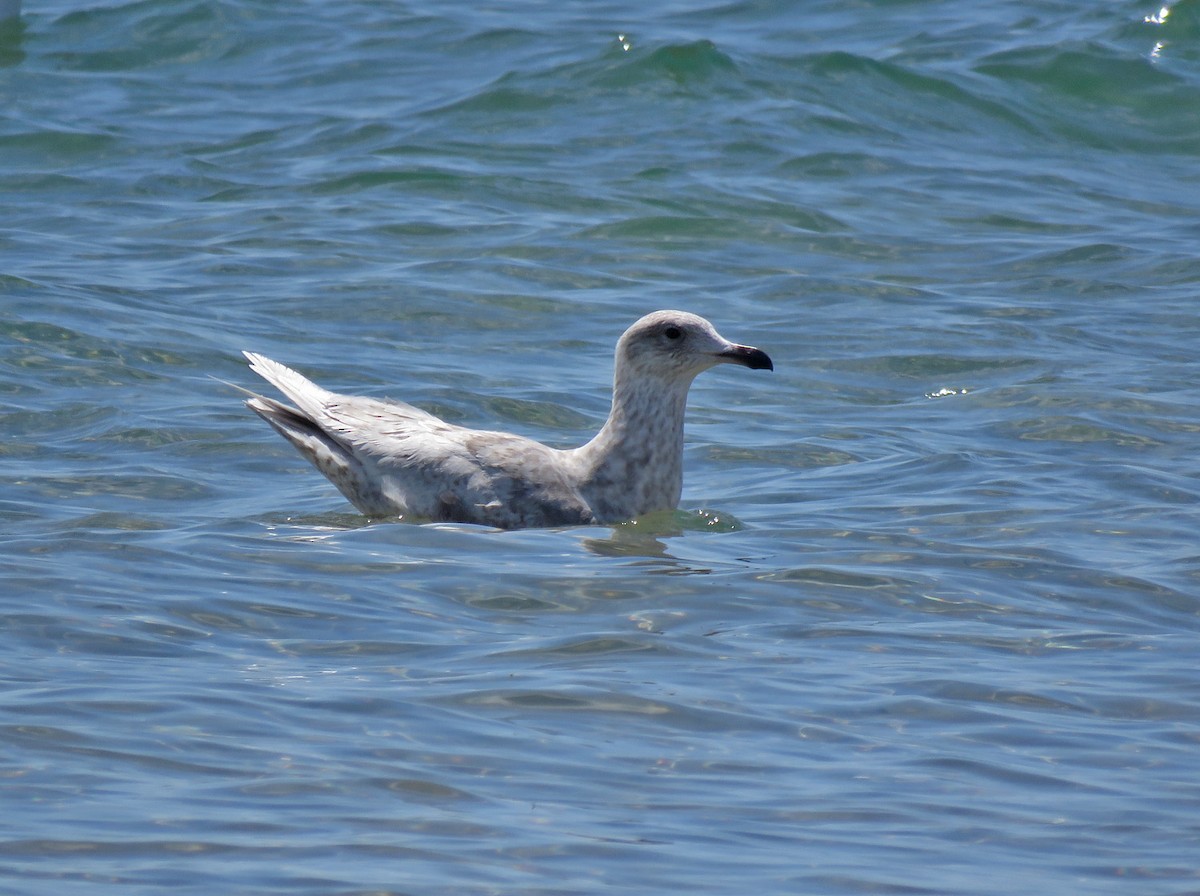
(3, 1, 1200, 894)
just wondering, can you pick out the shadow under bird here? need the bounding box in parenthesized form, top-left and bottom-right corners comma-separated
(241, 310, 773, 529)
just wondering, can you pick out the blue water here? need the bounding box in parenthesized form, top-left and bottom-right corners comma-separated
(3, 1, 1200, 893)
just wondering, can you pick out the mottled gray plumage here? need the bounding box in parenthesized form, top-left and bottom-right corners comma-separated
(242, 310, 772, 529)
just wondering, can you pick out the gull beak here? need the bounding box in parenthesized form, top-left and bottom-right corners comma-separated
(718, 343, 774, 371)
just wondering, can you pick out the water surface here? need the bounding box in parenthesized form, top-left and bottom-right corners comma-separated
(2, 1, 1199, 893)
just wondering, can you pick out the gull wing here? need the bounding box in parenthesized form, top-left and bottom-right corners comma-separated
(243, 353, 591, 526)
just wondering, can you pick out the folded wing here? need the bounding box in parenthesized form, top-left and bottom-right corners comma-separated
(242, 353, 592, 526)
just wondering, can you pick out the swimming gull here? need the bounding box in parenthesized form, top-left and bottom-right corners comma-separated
(242, 310, 773, 529)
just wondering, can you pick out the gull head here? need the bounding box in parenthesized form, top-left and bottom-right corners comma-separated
(615, 310, 774, 383)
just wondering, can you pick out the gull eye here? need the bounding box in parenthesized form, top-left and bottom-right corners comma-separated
(663, 326, 683, 341)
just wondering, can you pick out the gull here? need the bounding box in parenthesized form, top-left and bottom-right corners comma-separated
(242, 310, 773, 529)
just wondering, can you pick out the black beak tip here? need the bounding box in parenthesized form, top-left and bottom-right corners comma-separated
(723, 346, 773, 371)
(748, 350, 774, 372)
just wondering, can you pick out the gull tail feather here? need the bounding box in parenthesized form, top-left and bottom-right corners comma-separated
(245, 394, 388, 515)
(243, 351, 338, 423)
(238, 354, 392, 516)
